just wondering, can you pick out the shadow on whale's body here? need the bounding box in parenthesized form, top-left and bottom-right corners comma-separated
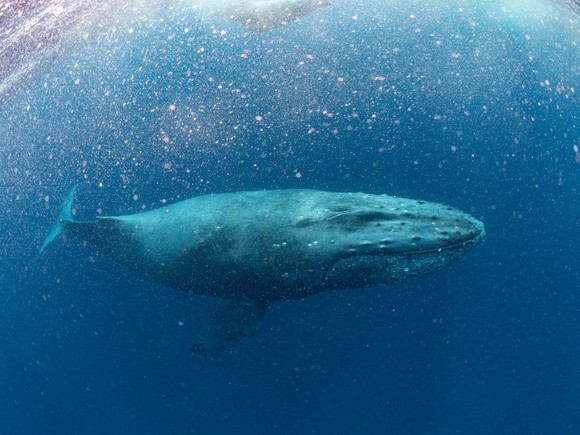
(39, 187, 485, 356)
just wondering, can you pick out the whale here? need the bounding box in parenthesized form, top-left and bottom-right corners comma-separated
(39, 187, 485, 355)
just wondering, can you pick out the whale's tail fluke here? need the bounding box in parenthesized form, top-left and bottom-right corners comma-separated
(36, 185, 77, 261)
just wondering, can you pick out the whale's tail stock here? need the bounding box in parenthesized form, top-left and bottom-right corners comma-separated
(36, 185, 77, 262)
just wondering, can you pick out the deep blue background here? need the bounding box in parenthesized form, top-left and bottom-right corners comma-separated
(0, 1, 578, 433)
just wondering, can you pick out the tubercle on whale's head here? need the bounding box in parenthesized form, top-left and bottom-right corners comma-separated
(296, 195, 484, 252)
(297, 194, 485, 289)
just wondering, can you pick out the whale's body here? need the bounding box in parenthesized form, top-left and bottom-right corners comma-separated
(41, 188, 485, 355)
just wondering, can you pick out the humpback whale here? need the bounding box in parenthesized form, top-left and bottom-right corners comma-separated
(215, 0, 332, 32)
(39, 187, 485, 355)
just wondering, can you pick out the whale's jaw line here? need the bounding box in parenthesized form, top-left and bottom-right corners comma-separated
(341, 221, 485, 257)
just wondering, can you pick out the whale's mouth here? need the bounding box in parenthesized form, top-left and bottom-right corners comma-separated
(320, 216, 485, 290)
(401, 220, 486, 254)
(391, 228, 485, 255)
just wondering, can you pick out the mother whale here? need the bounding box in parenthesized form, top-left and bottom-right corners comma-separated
(39, 188, 485, 355)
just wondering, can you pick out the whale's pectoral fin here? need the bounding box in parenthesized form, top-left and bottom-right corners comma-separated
(190, 298, 267, 356)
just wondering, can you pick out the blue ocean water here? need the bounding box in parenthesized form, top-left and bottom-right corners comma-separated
(0, 1, 578, 433)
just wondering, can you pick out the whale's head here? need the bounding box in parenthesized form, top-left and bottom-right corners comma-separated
(295, 192, 485, 291)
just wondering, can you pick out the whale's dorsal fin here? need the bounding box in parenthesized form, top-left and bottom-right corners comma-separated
(190, 298, 268, 356)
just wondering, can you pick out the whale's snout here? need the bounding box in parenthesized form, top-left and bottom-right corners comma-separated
(323, 196, 485, 257)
